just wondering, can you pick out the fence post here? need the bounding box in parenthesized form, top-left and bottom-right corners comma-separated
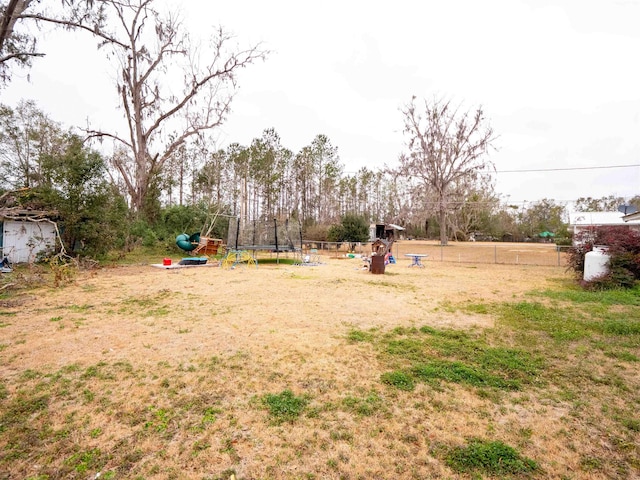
(494, 245, 497, 264)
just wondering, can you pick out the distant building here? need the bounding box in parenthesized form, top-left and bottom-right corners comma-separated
(623, 211, 640, 223)
(568, 211, 640, 238)
(369, 223, 405, 243)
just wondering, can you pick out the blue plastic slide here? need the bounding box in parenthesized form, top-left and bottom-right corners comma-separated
(176, 233, 198, 252)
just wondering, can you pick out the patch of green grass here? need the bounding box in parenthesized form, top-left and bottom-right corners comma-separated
(445, 438, 539, 476)
(64, 448, 105, 473)
(533, 285, 640, 306)
(580, 455, 603, 472)
(604, 350, 639, 362)
(82, 389, 95, 404)
(385, 338, 425, 361)
(478, 347, 543, 379)
(121, 292, 174, 317)
(255, 258, 297, 265)
(376, 325, 543, 391)
(495, 295, 640, 355)
(20, 369, 41, 380)
(1, 393, 49, 429)
(201, 406, 221, 427)
(342, 391, 384, 416)
(619, 417, 640, 432)
(380, 370, 415, 391)
(599, 319, 640, 336)
(66, 304, 93, 312)
(261, 390, 308, 424)
(346, 329, 374, 343)
(498, 301, 586, 341)
(463, 302, 490, 314)
(192, 439, 211, 453)
(143, 307, 170, 317)
(83, 362, 115, 381)
(144, 407, 173, 433)
(413, 361, 520, 390)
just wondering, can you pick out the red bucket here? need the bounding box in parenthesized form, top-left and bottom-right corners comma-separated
(163, 258, 172, 266)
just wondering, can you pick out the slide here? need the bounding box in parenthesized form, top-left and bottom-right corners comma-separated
(176, 233, 199, 252)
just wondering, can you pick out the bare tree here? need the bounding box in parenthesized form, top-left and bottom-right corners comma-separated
(85, 0, 266, 218)
(0, 0, 124, 86)
(399, 96, 496, 245)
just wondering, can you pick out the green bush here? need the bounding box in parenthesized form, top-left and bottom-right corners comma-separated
(327, 214, 369, 249)
(128, 220, 158, 248)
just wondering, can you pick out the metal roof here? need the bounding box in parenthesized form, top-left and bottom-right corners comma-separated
(623, 211, 640, 222)
(387, 223, 405, 231)
(569, 211, 640, 226)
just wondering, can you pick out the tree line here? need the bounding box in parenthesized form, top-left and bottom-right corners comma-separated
(2, 99, 639, 259)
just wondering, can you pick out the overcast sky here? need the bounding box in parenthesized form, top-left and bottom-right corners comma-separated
(3, 0, 639, 207)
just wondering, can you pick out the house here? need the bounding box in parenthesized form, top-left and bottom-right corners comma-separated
(0, 212, 57, 263)
(568, 211, 640, 238)
(623, 211, 640, 223)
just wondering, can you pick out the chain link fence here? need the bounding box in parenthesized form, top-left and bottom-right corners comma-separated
(302, 241, 571, 267)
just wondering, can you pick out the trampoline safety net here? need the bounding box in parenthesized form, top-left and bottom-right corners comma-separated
(227, 218, 302, 252)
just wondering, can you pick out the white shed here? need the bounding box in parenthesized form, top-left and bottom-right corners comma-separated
(1, 216, 57, 263)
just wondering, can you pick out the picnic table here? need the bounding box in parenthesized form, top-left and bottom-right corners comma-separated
(405, 253, 428, 268)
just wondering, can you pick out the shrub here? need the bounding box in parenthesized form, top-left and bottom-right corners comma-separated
(567, 226, 640, 289)
(326, 214, 369, 249)
(304, 224, 330, 242)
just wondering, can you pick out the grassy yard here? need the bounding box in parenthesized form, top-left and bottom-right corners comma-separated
(0, 258, 638, 479)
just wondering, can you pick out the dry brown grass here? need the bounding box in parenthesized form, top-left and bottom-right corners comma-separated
(0, 247, 638, 479)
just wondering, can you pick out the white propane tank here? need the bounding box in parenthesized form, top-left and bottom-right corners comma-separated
(584, 245, 610, 281)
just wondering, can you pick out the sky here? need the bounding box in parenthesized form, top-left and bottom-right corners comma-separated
(2, 0, 640, 207)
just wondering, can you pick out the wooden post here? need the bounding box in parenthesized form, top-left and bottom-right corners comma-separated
(274, 218, 279, 264)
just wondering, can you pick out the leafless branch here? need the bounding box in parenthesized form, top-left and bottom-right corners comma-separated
(0, 51, 44, 63)
(20, 13, 129, 49)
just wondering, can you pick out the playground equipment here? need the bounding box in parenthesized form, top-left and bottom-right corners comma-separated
(175, 209, 227, 256)
(227, 217, 301, 253)
(221, 250, 258, 269)
(221, 217, 302, 268)
(368, 224, 402, 274)
(176, 233, 225, 255)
